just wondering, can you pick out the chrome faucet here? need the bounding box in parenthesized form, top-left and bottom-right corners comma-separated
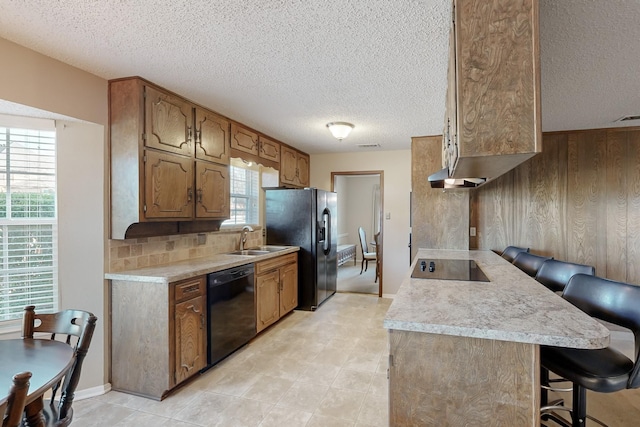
(240, 225, 254, 251)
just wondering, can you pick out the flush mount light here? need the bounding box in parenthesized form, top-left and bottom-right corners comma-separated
(326, 122, 354, 140)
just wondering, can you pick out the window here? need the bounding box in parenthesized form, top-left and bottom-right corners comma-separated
(223, 163, 259, 226)
(0, 121, 57, 322)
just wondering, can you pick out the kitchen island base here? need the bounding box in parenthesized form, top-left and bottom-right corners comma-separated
(389, 329, 540, 426)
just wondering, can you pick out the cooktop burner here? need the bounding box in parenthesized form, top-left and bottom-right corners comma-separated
(411, 259, 490, 282)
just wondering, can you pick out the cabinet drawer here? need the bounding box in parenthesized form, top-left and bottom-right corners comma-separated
(173, 277, 205, 303)
(255, 253, 297, 275)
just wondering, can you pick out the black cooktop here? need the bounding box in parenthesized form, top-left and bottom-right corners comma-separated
(411, 259, 490, 282)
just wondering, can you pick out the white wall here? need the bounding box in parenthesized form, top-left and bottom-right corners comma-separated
(311, 150, 411, 295)
(0, 37, 108, 393)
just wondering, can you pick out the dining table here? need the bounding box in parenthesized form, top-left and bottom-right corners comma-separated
(0, 338, 75, 427)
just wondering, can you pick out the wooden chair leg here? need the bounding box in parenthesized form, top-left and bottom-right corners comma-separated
(360, 259, 365, 274)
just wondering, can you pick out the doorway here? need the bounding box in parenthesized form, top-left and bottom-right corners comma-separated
(331, 171, 384, 297)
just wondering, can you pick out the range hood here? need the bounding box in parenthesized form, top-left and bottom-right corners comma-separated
(428, 167, 486, 189)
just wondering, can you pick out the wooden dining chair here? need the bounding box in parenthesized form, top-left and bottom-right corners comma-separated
(1, 371, 31, 427)
(358, 227, 377, 274)
(22, 306, 97, 427)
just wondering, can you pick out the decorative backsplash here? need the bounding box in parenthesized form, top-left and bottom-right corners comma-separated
(108, 226, 263, 272)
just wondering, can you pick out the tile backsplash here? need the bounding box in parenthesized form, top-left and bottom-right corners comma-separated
(108, 226, 263, 272)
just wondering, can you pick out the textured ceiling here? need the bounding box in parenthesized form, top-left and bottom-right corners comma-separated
(0, 1, 638, 154)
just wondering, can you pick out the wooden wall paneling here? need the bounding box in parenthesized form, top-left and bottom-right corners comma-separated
(411, 136, 469, 260)
(605, 130, 629, 281)
(518, 135, 568, 258)
(475, 170, 516, 253)
(626, 131, 640, 284)
(567, 131, 608, 273)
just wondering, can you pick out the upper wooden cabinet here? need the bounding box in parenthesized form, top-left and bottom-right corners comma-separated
(280, 146, 310, 188)
(195, 161, 230, 219)
(144, 149, 193, 219)
(144, 86, 194, 157)
(258, 135, 280, 163)
(195, 108, 230, 164)
(444, 0, 541, 182)
(230, 123, 259, 156)
(110, 77, 230, 238)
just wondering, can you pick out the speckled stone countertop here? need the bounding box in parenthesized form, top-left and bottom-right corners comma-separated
(105, 246, 299, 285)
(384, 249, 610, 349)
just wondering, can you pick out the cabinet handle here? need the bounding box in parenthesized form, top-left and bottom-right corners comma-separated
(188, 188, 193, 202)
(197, 189, 203, 204)
(187, 126, 193, 143)
(195, 128, 202, 144)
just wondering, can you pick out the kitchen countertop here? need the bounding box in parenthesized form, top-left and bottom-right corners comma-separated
(105, 246, 300, 284)
(384, 248, 610, 349)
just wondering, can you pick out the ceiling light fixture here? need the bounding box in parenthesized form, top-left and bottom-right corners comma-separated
(326, 122, 354, 140)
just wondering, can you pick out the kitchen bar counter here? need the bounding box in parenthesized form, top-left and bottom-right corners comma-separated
(384, 249, 610, 426)
(105, 246, 299, 284)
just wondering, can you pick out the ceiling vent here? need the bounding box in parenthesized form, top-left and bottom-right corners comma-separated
(357, 143, 381, 148)
(615, 115, 640, 122)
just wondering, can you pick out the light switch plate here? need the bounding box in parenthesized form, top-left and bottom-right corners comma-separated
(385, 212, 391, 220)
(470, 227, 476, 237)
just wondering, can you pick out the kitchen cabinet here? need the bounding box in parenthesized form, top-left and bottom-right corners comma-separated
(110, 77, 230, 238)
(443, 0, 541, 181)
(258, 135, 280, 163)
(111, 276, 206, 400)
(230, 123, 259, 156)
(280, 145, 310, 188)
(173, 278, 207, 384)
(195, 107, 230, 164)
(255, 253, 298, 333)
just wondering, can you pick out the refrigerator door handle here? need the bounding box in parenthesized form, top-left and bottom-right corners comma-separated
(322, 209, 331, 255)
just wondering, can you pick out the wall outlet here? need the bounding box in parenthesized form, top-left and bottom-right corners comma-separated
(386, 212, 391, 220)
(470, 227, 476, 237)
(197, 233, 206, 245)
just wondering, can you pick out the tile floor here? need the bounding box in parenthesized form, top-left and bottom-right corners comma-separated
(72, 293, 393, 427)
(337, 264, 378, 295)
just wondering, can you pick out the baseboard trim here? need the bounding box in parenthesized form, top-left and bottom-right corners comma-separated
(382, 293, 395, 299)
(74, 383, 111, 401)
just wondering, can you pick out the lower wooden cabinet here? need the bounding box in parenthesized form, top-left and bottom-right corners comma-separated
(111, 276, 206, 400)
(255, 253, 298, 333)
(173, 279, 207, 384)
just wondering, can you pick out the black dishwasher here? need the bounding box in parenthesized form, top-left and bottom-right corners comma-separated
(206, 264, 256, 367)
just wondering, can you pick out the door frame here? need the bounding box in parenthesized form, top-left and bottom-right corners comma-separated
(331, 170, 384, 297)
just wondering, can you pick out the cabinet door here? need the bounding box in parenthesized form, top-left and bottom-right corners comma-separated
(279, 262, 298, 315)
(296, 153, 310, 187)
(144, 86, 193, 156)
(144, 150, 193, 219)
(195, 161, 230, 219)
(195, 107, 230, 164)
(174, 295, 206, 384)
(256, 270, 280, 333)
(258, 135, 280, 163)
(280, 146, 298, 186)
(230, 123, 259, 156)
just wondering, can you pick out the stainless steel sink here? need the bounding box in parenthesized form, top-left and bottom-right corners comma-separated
(252, 246, 289, 252)
(227, 250, 271, 256)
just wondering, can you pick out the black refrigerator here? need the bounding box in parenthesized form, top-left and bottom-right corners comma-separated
(265, 188, 337, 311)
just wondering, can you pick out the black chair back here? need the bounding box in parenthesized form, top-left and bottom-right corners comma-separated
(512, 252, 552, 277)
(563, 274, 640, 389)
(535, 259, 595, 292)
(500, 246, 529, 263)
